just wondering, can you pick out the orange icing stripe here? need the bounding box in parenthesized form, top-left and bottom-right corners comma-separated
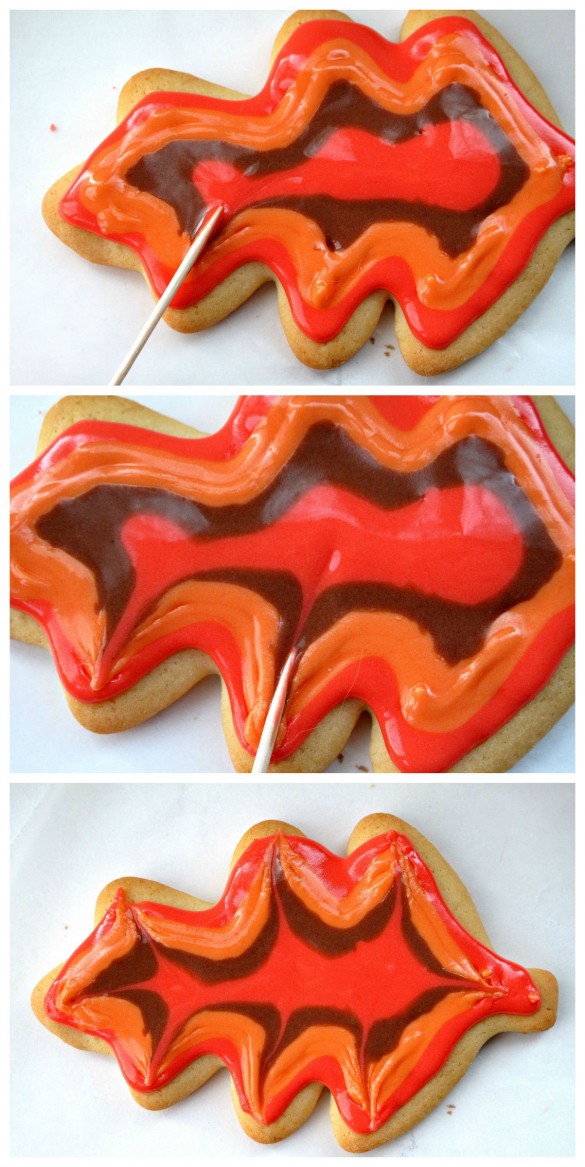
(134, 859, 272, 961)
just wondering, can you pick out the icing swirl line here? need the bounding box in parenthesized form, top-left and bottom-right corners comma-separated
(33, 428, 561, 670)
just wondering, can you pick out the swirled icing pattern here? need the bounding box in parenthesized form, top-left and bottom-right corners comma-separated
(10, 396, 574, 771)
(44, 829, 542, 1132)
(58, 16, 575, 349)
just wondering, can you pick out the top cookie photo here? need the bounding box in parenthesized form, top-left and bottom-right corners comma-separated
(12, 9, 575, 384)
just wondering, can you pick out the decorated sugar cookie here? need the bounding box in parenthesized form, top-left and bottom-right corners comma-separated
(31, 814, 558, 1150)
(10, 395, 575, 772)
(42, 10, 575, 373)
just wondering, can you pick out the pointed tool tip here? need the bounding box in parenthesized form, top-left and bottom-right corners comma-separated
(251, 650, 299, 774)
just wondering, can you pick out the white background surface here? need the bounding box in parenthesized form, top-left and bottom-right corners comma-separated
(10, 781, 575, 1157)
(10, 8, 575, 387)
(10, 393, 575, 775)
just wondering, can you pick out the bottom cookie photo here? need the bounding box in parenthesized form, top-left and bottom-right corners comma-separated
(11, 782, 574, 1157)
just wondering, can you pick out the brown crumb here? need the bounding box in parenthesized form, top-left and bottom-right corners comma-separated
(369, 336, 375, 344)
(356, 764, 369, 772)
(337, 752, 345, 762)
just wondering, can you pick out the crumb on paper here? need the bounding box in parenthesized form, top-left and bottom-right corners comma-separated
(49, 123, 57, 132)
(356, 763, 369, 772)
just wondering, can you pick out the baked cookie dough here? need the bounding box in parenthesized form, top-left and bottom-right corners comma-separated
(42, 10, 575, 373)
(31, 814, 558, 1151)
(10, 395, 575, 773)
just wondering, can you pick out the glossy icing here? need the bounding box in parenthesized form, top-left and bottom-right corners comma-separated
(44, 829, 542, 1132)
(58, 16, 575, 349)
(10, 396, 574, 772)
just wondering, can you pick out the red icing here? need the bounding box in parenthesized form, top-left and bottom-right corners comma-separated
(191, 121, 502, 214)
